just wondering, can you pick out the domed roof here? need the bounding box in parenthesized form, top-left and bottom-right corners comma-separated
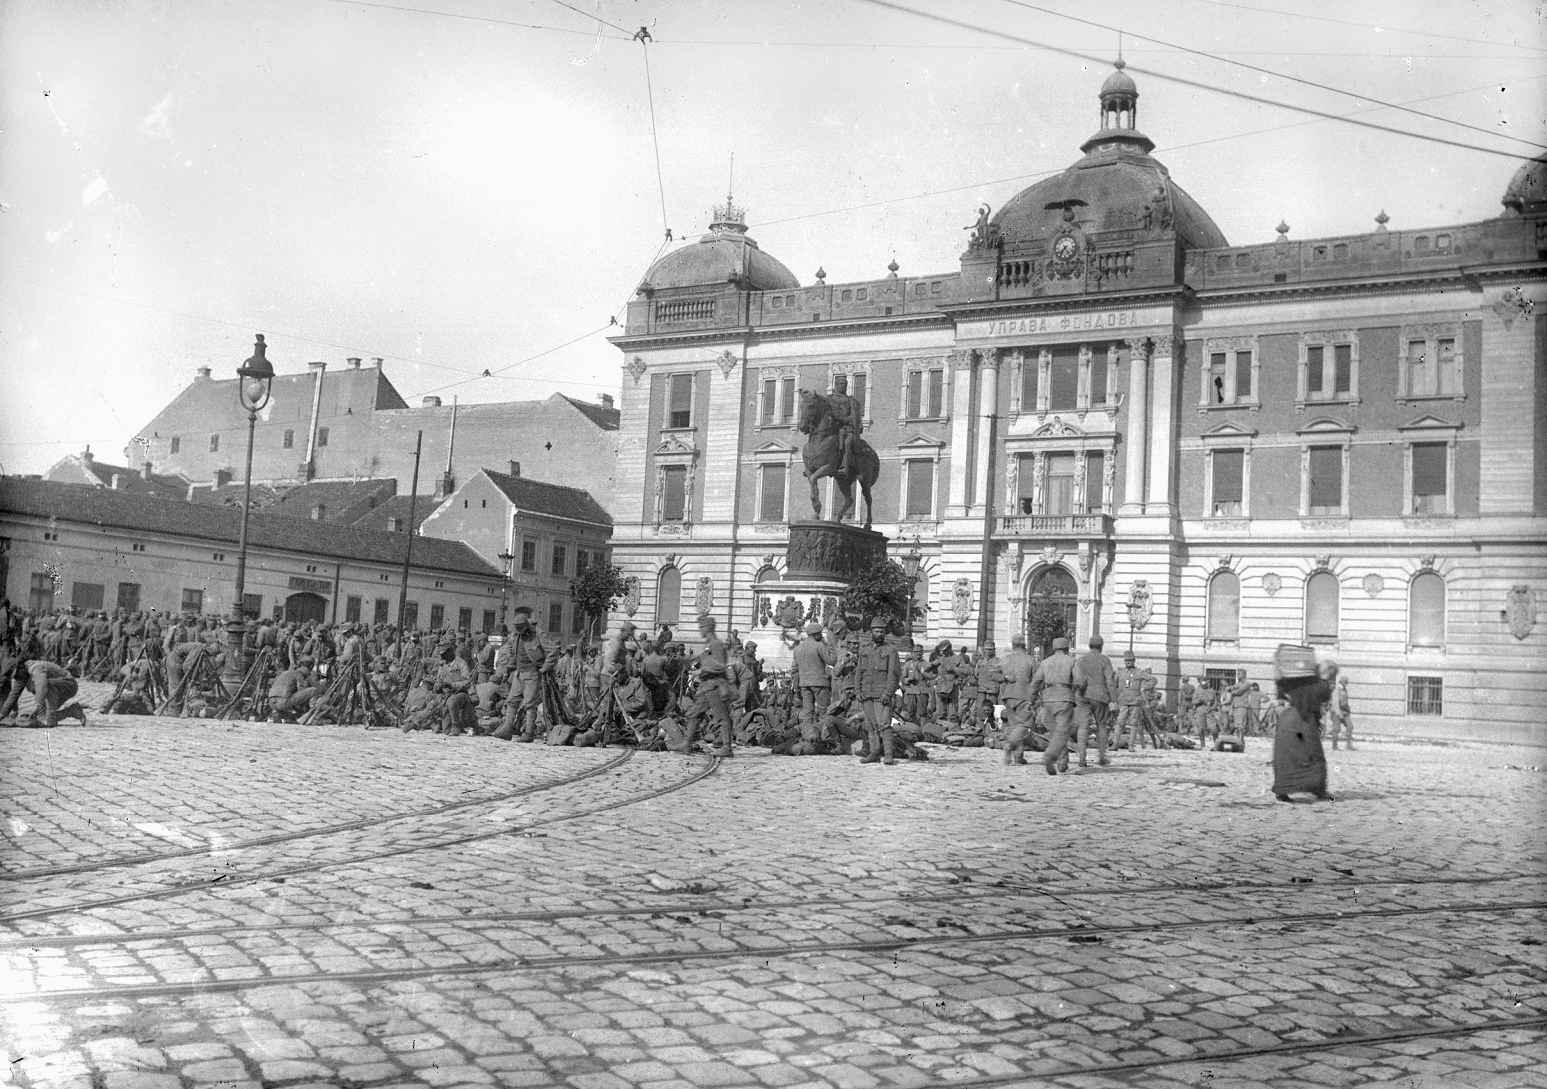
(988, 61, 1227, 251)
(641, 197, 800, 293)
(1501, 152, 1547, 216)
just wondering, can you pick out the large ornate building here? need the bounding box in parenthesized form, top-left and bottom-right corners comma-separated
(607, 62, 1547, 743)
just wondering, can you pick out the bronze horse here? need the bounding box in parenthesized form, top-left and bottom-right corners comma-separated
(797, 389, 879, 527)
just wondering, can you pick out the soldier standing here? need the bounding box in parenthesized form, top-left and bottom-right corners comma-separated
(1327, 673, 1354, 749)
(1112, 651, 1156, 749)
(492, 611, 558, 741)
(999, 633, 1036, 765)
(1074, 635, 1117, 767)
(1031, 637, 1076, 775)
(855, 617, 901, 765)
(792, 621, 834, 732)
(695, 615, 734, 757)
(900, 644, 928, 727)
(974, 643, 1004, 730)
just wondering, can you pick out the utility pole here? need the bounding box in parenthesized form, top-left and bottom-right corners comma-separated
(394, 430, 423, 660)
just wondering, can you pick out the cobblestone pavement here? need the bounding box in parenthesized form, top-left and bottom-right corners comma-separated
(1, 692, 1543, 1089)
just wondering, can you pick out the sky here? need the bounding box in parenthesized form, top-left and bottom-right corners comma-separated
(1, 0, 1542, 475)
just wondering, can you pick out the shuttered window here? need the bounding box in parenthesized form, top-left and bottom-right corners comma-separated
(759, 464, 786, 521)
(662, 466, 687, 521)
(1212, 449, 1244, 515)
(1084, 453, 1105, 513)
(1049, 353, 1079, 411)
(905, 460, 934, 518)
(1021, 358, 1039, 409)
(1308, 446, 1342, 514)
(1412, 443, 1447, 507)
(667, 374, 693, 428)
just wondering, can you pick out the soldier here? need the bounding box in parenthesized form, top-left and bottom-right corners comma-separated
(929, 641, 959, 726)
(268, 656, 320, 721)
(974, 643, 1004, 730)
(1073, 635, 1117, 767)
(792, 621, 834, 732)
(1112, 651, 1156, 750)
(435, 643, 475, 735)
(999, 633, 1036, 766)
(492, 610, 559, 741)
(900, 644, 929, 728)
(1031, 637, 1076, 775)
(694, 615, 734, 757)
(20, 658, 88, 726)
(1327, 673, 1354, 750)
(855, 617, 901, 765)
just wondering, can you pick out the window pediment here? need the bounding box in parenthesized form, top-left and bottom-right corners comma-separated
(654, 436, 700, 460)
(1032, 415, 1085, 438)
(1296, 417, 1354, 437)
(1399, 413, 1461, 433)
(1200, 421, 1258, 443)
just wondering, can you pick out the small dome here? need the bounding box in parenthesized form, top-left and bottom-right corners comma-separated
(1502, 152, 1547, 216)
(640, 196, 800, 292)
(1100, 57, 1137, 98)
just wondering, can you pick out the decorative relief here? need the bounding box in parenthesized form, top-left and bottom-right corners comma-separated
(1418, 554, 1437, 571)
(756, 596, 773, 627)
(1313, 554, 1332, 571)
(1216, 555, 1234, 570)
(1153, 333, 1176, 357)
(951, 579, 975, 625)
(1261, 572, 1282, 596)
(627, 355, 647, 384)
(1199, 519, 1249, 532)
(1127, 580, 1152, 630)
(1505, 585, 1536, 640)
(1040, 544, 1062, 567)
(1362, 573, 1385, 598)
(1491, 286, 1535, 331)
(621, 577, 641, 616)
(774, 596, 805, 631)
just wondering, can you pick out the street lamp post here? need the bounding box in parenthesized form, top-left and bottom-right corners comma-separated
(901, 540, 922, 645)
(497, 550, 515, 631)
(224, 335, 275, 686)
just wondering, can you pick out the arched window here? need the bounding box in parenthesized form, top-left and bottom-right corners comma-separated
(1409, 572, 1445, 647)
(1305, 571, 1339, 645)
(1207, 570, 1240, 641)
(657, 566, 681, 626)
(1025, 565, 1078, 655)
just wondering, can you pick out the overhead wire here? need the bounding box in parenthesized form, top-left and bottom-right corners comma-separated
(332, 0, 628, 36)
(858, 0, 1538, 162)
(1175, 0, 1547, 56)
(540, 0, 632, 36)
(998, 0, 1547, 151)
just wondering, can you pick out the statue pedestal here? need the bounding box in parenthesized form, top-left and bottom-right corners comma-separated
(747, 522, 890, 674)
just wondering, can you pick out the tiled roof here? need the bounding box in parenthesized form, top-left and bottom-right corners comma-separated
(0, 477, 500, 578)
(188, 478, 399, 524)
(482, 470, 611, 526)
(44, 454, 190, 501)
(560, 394, 621, 431)
(350, 494, 443, 533)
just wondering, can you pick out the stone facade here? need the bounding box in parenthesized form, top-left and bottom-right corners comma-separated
(606, 65, 1547, 743)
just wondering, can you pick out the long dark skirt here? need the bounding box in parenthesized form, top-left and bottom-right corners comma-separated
(1271, 706, 1328, 796)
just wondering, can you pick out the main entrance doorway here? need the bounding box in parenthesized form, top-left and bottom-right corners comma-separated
(1024, 564, 1077, 656)
(284, 591, 328, 624)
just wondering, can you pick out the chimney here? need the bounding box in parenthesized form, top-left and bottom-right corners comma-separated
(509, 460, 521, 477)
(372, 357, 384, 367)
(213, 468, 232, 488)
(347, 357, 361, 369)
(141, 461, 153, 481)
(422, 395, 442, 408)
(311, 503, 326, 520)
(599, 393, 614, 410)
(196, 366, 212, 380)
(81, 447, 94, 466)
(111, 474, 122, 490)
(308, 360, 326, 372)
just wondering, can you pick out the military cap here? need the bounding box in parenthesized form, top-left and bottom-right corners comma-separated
(805, 621, 823, 634)
(1010, 633, 1026, 647)
(1089, 634, 1104, 649)
(869, 616, 889, 631)
(1051, 637, 1069, 651)
(1123, 651, 1136, 663)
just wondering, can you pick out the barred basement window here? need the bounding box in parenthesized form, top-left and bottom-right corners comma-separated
(1203, 667, 1242, 695)
(1407, 675, 1443, 716)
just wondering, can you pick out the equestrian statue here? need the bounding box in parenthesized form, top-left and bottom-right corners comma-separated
(797, 376, 879, 528)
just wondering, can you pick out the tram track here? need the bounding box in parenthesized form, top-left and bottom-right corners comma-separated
(0, 752, 721, 925)
(5, 895, 1540, 1003)
(0, 748, 636, 881)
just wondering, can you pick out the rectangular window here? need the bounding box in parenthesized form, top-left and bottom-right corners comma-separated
(571, 606, 585, 635)
(1407, 675, 1443, 716)
(374, 598, 390, 624)
(1021, 358, 1039, 410)
(662, 465, 688, 521)
(1411, 443, 1448, 513)
(850, 373, 867, 418)
(403, 601, 419, 629)
(1209, 352, 1228, 405)
(521, 540, 536, 572)
(1049, 354, 1079, 411)
(927, 369, 944, 417)
(1406, 340, 1431, 396)
(1089, 356, 1108, 405)
(71, 582, 104, 611)
(1212, 449, 1244, 516)
(345, 595, 362, 622)
(1308, 446, 1343, 515)
(117, 582, 141, 612)
(209, 434, 220, 453)
(1436, 338, 1456, 396)
(761, 378, 777, 425)
(551, 544, 567, 577)
(904, 460, 934, 518)
(668, 374, 693, 429)
(1204, 667, 1242, 695)
(1306, 346, 1325, 395)
(1045, 453, 1077, 516)
(283, 429, 294, 449)
(483, 609, 496, 634)
(1235, 351, 1253, 400)
(29, 572, 54, 613)
(458, 607, 472, 631)
(429, 604, 445, 629)
(317, 427, 329, 447)
(1333, 344, 1352, 394)
(781, 376, 796, 421)
(181, 587, 204, 613)
(548, 602, 563, 633)
(906, 370, 923, 418)
(575, 549, 589, 577)
(170, 437, 180, 454)
(1084, 453, 1105, 513)
(759, 463, 787, 521)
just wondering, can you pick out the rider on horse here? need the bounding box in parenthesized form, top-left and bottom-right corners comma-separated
(828, 375, 862, 478)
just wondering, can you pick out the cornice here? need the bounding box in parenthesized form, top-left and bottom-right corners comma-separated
(1194, 261, 1547, 307)
(608, 310, 952, 352)
(938, 284, 1193, 320)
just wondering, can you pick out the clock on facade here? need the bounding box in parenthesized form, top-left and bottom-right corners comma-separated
(1053, 235, 1079, 261)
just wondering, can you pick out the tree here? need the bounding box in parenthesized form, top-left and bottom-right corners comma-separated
(840, 559, 914, 631)
(570, 563, 628, 638)
(1025, 599, 1067, 656)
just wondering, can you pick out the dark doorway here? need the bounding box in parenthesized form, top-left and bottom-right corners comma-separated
(284, 591, 327, 624)
(1025, 565, 1078, 656)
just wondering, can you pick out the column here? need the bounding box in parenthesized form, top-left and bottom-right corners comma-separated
(972, 348, 999, 517)
(946, 349, 976, 516)
(1120, 337, 1149, 514)
(1147, 333, 1177, 513)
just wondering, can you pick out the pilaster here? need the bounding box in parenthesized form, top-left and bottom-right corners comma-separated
(1120, 337, 1149, 514)
(1146, 332, 1177, 514)
(946, 349, 977, 515)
